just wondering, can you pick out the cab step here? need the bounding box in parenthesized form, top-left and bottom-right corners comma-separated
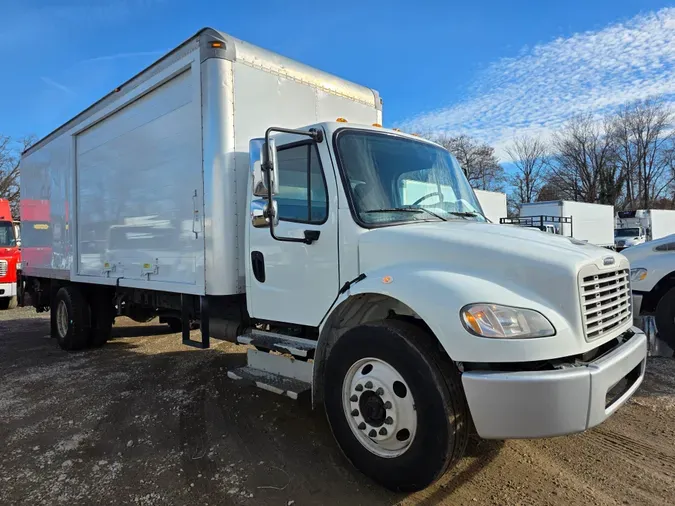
(227, 349, 312, 400)
(236, 329, 317, 358)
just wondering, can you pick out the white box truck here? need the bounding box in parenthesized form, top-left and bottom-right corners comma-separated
(517, 200, 615, 248)
(18, 28, 647, 492)
(615, 209, 675, 250)
(473, 189, 507, 224)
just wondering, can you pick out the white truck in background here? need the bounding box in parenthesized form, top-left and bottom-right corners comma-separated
(615, 209, 675, 251)
(473, 189, 507, 224)
(622, 234, 675, 354)
(515, 200, 615, 248)
(18, 28, 647, 492)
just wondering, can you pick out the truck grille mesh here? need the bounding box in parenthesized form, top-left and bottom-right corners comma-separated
(0, 260, 7, 278)
(580, 267, 631, 340)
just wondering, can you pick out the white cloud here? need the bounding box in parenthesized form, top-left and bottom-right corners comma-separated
(40, 77, 76, 96)
(398, 8, 675, 160)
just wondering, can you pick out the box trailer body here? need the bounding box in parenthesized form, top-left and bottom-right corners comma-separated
(19, 28, 647, 492)
(20, 29, 381, 297)
(473, 190, 507, 224)
(519, 200, 614, 247)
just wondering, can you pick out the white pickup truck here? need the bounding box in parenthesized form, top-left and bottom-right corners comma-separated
(18, 27, 647, 492)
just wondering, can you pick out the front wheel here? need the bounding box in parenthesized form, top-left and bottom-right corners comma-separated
(324, 320, 469, 492)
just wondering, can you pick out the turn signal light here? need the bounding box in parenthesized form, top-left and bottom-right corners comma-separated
(372, 123, 382, 127)
(210, 41, 223, 48)
(336, 117, 348, 122)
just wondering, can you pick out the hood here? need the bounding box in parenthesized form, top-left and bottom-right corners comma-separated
(358, 221, 627, 323)
(622, 233, 675, 263)
(359, 221, 619, 274)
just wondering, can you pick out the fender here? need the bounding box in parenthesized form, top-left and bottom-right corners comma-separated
(319, 263, 575, 365)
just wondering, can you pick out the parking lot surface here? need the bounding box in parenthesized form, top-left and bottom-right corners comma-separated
(1, 307, 674, 505)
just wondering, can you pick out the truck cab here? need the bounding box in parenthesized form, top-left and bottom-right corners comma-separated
(615, 226, 645, 251)
(0, 199, 20, 309)
(235, 120, 648, 488)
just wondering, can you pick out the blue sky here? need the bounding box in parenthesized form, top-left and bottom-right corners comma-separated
(1, 0, 674, 158)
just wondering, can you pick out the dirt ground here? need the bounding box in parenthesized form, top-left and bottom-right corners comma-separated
(1, 307, 674, 506)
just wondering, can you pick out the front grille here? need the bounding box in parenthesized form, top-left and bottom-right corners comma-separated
(579, 266, 631, 340)
(0, 260, 7, 278)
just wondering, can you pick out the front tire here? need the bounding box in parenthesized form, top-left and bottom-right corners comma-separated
(324, 320, 469, 492)
(53, 286, 91, 351)
(655, 287, 675, 349)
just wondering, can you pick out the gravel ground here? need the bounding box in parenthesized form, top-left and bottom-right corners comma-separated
(1, 307, 674, 505)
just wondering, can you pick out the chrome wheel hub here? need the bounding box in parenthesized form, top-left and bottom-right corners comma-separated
(342, 357, 417, 458)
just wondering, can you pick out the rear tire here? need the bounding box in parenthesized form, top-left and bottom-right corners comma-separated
(166, 317, 183, 333)
(655, 287, 675, 349)
(53, 286, 90, 351)
(324, 319, 469, 492)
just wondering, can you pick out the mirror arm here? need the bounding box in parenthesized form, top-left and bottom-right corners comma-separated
(263, 126, 324, 245)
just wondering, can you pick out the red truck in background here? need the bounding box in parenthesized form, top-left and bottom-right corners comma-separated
(20, 199, 52, 269)
(0, 199, 20, 310)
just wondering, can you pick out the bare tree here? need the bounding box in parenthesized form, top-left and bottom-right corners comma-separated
(612, 99, 675, 209)
(505, 136, 549, 207)
(547, 115, 622, 205)
(0, 135, 35, 216)
(430, 134, 506, 191)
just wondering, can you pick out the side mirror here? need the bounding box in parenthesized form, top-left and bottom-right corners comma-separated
(263, 138, 280, 196)
(249, 138, 279, 198)
(250, 199, 278, 228)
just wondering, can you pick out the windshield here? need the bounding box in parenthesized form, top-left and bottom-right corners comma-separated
(336, 131, 486, 226)
(615, 228, 640, 237)
(0, 222, 16, 247)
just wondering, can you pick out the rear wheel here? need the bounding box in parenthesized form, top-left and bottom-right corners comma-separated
(53, 286, 90, 351)
(655, 287, 675, 349)
(324, 319, 469, 492)
(165, 317, 183, 333)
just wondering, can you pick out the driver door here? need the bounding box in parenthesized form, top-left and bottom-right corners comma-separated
(246, 132, 340, 326)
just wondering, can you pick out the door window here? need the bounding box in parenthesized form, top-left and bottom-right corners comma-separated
(275, 143, 328, 224)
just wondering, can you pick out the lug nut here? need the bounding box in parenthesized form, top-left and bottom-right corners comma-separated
(379, 428, 387, 436)
(355, 384, 363, 392)
(351, 409, 359, 417)
(365, 381, 373, 389)
(350, 395, 358, 402)
(384, 401, 392, 409)
(358, 422, 366, 430)
(368, 429, 377, 438)
(376, 387, 384, 396)
(385, 416, 393, 425)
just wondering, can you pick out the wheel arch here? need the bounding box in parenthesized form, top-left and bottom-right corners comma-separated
(640, 269, 675, 313)
(313, 292, 443, 408)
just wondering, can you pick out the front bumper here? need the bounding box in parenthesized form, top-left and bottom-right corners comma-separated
(0, 282, 16, 298)
(462, 328, 647, 439)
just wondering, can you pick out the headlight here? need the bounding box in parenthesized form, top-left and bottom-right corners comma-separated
(460, 303, 555, 339)
(630, 268, 647, 281)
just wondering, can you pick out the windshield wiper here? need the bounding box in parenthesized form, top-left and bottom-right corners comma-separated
(365, 208, 446, 221)
(448, 211, 481, 218)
